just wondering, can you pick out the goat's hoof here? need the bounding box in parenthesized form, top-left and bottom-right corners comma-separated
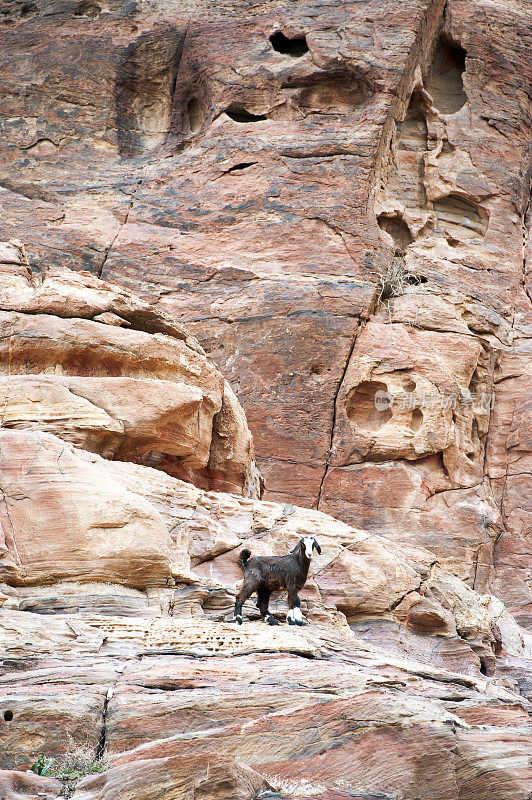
(235, 615, 243, 625)
(266, 615, 279, 626)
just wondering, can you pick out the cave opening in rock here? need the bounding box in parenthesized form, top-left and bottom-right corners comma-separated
(4, 710, 13, 722)
(426, 36, 467, 114)
(269, 31, 308, 57)
(225, 105, 267, 123)
(224, 162, 256, 174)
(405, 274, 428, 286)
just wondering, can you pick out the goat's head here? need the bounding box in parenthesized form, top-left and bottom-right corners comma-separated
(299, 536, 321, 559)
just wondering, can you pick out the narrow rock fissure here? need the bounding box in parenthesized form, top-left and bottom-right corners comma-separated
(316, 320, 360, 510)
(95, 693, 109, 761)
(97, 171, 147, 280)
(522, 196, 531, 304)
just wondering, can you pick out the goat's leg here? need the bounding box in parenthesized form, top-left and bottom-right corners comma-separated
(286, 593, 304, 626)
(257, 587, 279, 626)
(234, 584, 254, 625)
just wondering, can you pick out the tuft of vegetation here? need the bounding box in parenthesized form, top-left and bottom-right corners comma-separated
(31, 747, 107, 797)
(377, 253, 425, 301)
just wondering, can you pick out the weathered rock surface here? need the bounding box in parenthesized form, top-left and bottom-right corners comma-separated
(1, 427, 531, 799)
(0, 245, 259, 496)
(0, 0, 531, 798)
(0, 0, 529, 631)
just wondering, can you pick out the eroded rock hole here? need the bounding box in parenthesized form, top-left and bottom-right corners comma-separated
(187, 97, 205, 133)
(345, 381, 392, 431)
(4, 710, 13, 722)
(377, 215, 413, 251)
(20, 2, 37, 16)
(115, 26, 187, 156)
(385, 91, 428, 213)
(270, 31, 308, 57)
(426, 36, 467, 114)
(225, 105, 267, 123)
(411, 408, 423, 433)
(75, 1, 102, 16)
(310, 363, 326, 375)
(225, 162, 256, 174)
(432, 194, 488, 239)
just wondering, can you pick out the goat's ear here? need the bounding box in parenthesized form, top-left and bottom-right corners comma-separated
(313, 540, 321, 554)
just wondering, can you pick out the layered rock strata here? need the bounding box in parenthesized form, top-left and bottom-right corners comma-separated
(0, 256, 531, 800)
(0, 0, 531, 796)
(0, 0, 529, 629)
(0, 241, 260, 496)
(1, 425, 532, 799)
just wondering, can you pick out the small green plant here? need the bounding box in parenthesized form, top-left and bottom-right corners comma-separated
(31, 746, 107, 797)
(31, 754, 52, 776)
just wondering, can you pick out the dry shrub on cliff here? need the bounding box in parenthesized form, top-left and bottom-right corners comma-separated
(378, 253, 426, 301)
(378, 253, 409, 300)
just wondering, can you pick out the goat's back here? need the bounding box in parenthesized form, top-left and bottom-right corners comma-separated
(241, 552, 309, 592)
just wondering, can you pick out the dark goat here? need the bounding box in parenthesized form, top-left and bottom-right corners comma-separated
(234, 536, 321, 626)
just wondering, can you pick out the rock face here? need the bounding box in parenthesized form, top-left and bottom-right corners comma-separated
(0, 241, 260, 497)
(1, 424, 532, 799)
(0, 0, 530, 631)
(0, 260, 531, 798)
(0, 0, 531, 796)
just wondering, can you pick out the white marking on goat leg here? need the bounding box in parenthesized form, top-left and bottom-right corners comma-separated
(287, 607, 303, 625)
(235, 614, 243, 625)
(302, 536, 315, 559)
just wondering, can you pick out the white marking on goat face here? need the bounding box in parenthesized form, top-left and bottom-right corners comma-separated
(302, 536, 315, 559)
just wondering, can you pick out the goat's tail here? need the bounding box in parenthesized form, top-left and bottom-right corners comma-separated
(238, 548, 251, 571)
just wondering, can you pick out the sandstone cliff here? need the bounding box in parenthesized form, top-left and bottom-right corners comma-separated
(0, 0, 530, 628)
(0, 0, 531, 796)
(1, 255, 531, 800)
